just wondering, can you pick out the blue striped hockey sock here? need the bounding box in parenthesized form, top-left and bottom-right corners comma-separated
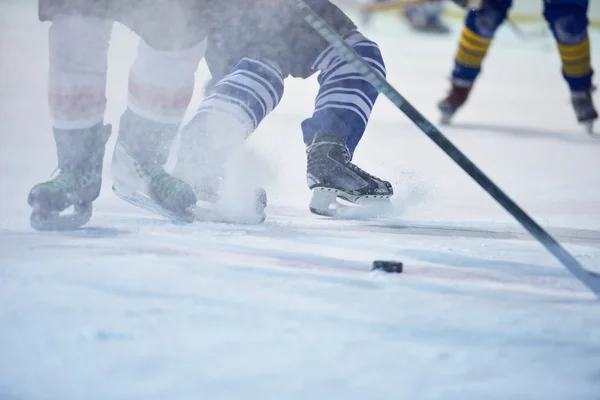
(301, 31, 386, 158)
(175, 58, 285, 190)
(197, 58, 285, 136)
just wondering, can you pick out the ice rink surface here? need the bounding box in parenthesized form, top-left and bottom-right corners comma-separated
(1, 2, 600, 399)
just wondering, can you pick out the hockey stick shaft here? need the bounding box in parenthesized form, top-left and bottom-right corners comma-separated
(287, 0, 600, 297)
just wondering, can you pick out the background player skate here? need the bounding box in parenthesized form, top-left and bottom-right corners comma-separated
(403, 1, 449, 33)
(144, 0, 395, 222)
(439, 0, 598, 134)
(365, 0, 450, 33)
(28, 0, 208, 230)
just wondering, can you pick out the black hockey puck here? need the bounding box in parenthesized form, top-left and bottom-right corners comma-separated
(372, 260, 403, 273)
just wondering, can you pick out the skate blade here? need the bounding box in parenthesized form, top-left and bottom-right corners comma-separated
(30, 202, 92, 231)
(113, 186, 192, 224)
(192, 198, 266, 225)
(113, 185, 265, 225)
(309, 187, 393, 220)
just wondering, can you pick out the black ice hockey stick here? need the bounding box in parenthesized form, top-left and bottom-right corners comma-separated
(286, 0, 600, 297)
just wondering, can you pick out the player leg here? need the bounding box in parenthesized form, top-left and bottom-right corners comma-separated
(110, 3, 208, 221)
(201, 0, 393, 219)
(301, 29, 393, 218)
(27, 8, 112, 230)
(438, 0, 512, 124)
(543, 0, 597, 133)
(170, 2, 294, 223)
(171, 56, 284, 223)
(111, 39, 206, 221)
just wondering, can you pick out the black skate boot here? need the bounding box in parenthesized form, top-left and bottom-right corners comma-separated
(27, 123, 111, 230)
(306, 134, 393, 219)
(571, 89, 598, 135)
(438, 80, 473, 125)
(111, 110, 197, 222)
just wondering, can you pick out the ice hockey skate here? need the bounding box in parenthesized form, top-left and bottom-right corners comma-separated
(571, 89, 598, 135)
(170, 126, 268, 226)
(438, 81, 472, 125)
(306, 134, 393, 219)
(114, 183, 265, 226)
(111, 143, 199, 223)
(171, 160, 268, 225)
(112, 111, 267, 225)
(403, 6, 450, 35)
(27, 124, 111, 230)
(110, 111, 201, 223)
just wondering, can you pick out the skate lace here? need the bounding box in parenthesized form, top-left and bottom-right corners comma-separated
(307, 138, 384, 182)
(347, 162, 379, 181)
(146, 168, 185, 197)
(36, 170, 79, 192)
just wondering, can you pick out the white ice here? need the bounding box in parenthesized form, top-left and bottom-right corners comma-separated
(1, 2, 600, 399)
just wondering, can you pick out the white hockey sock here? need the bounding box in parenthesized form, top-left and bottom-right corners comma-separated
(127, 38, 206, 124)
(48, 15, 112, 130)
